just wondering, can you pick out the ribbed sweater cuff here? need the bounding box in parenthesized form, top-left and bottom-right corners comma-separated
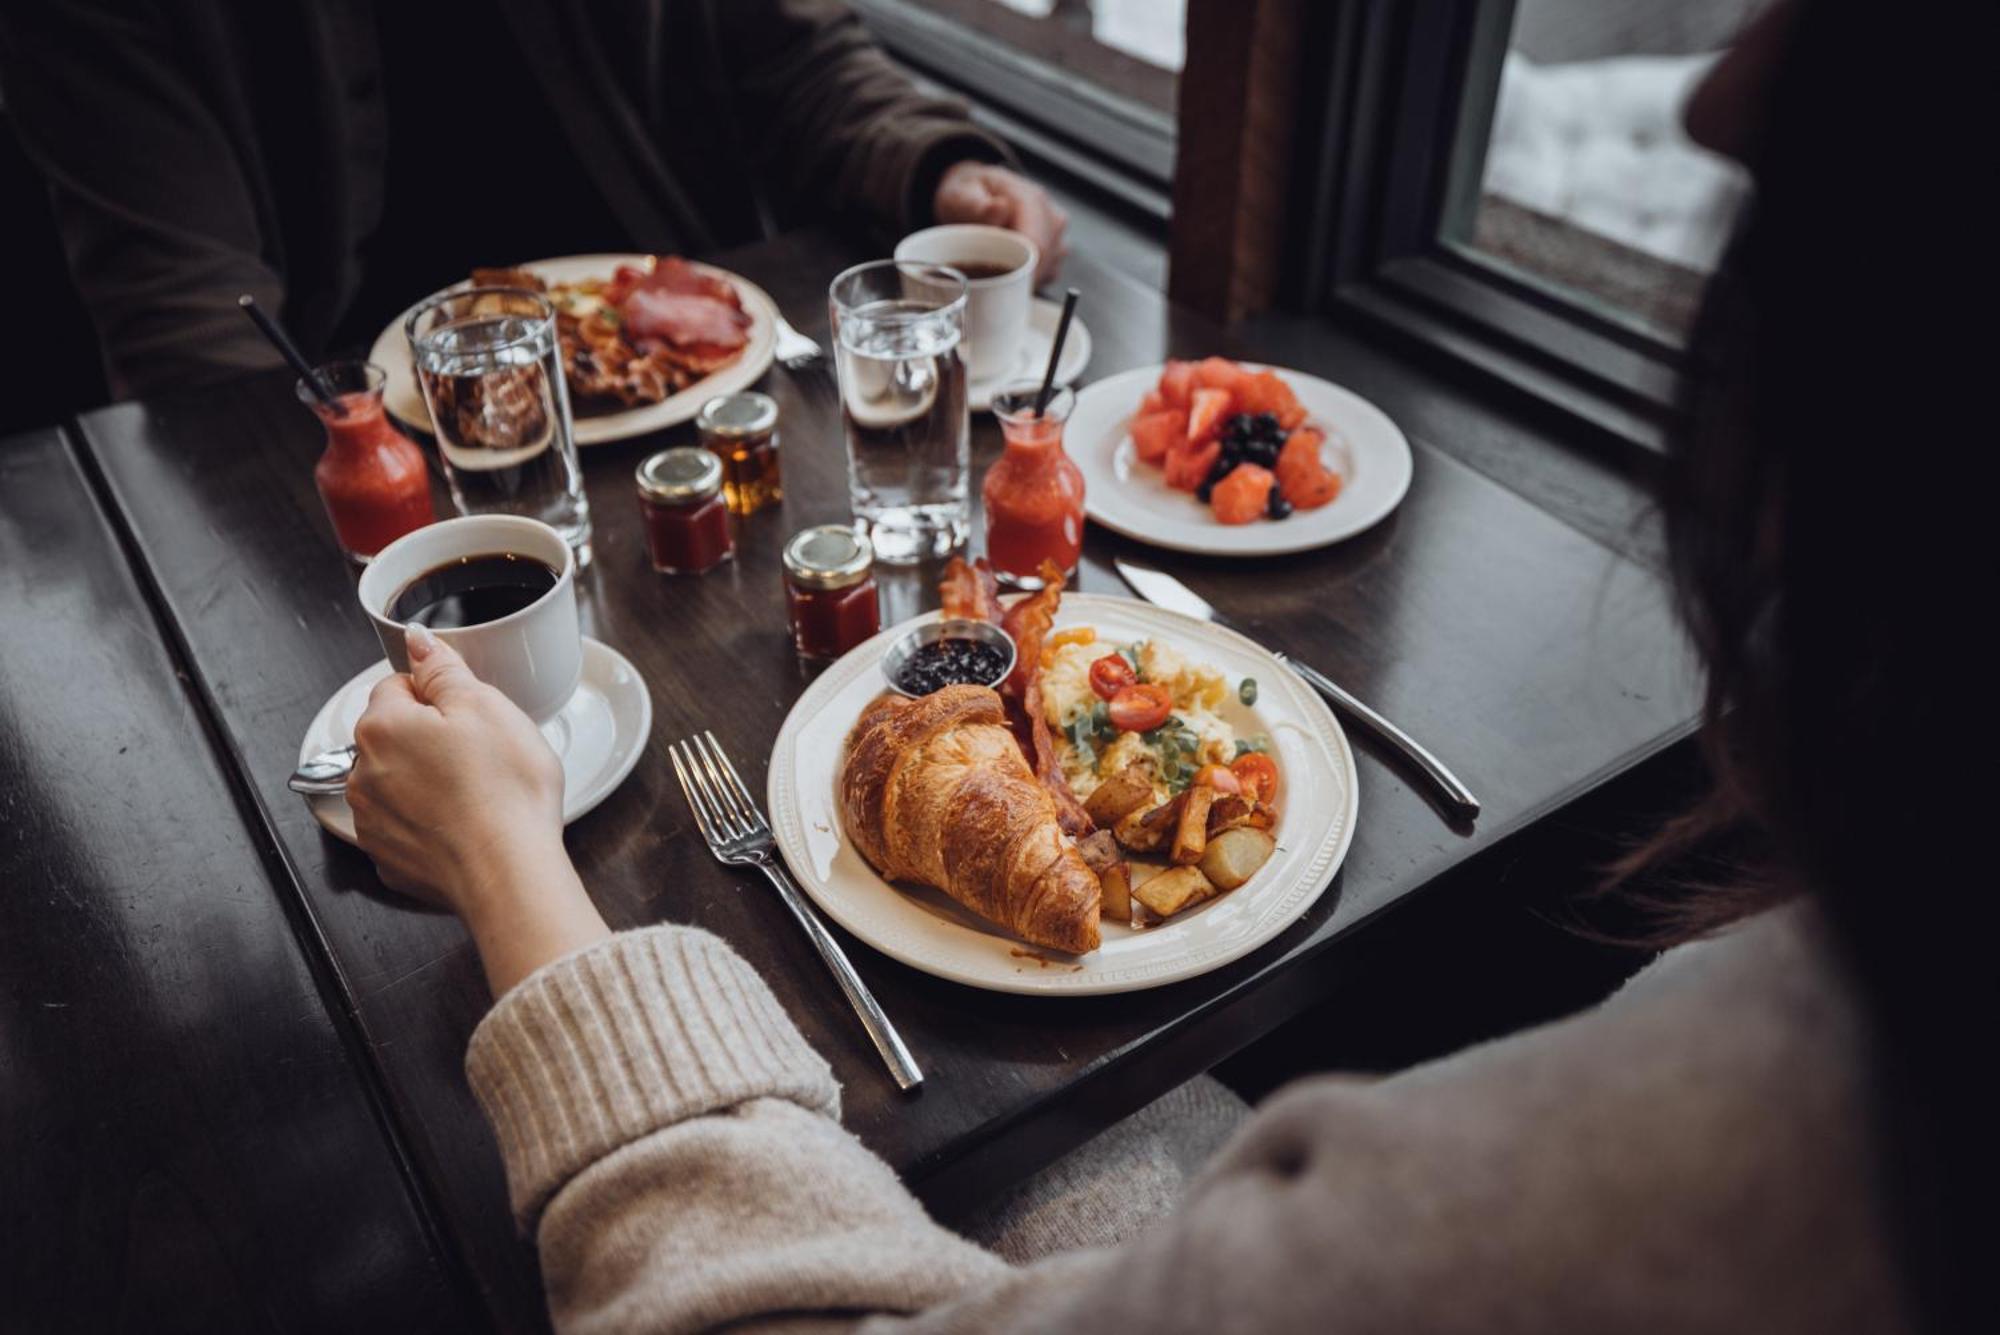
(465, 925, 841, 1230)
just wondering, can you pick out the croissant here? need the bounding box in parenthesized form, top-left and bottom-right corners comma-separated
(841, 684, 1102, 954)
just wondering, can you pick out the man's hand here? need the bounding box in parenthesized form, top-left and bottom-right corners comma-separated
(934, 161, 1069, 284)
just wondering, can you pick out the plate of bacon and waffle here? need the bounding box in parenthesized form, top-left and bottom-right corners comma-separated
(370, 253, 779, 445)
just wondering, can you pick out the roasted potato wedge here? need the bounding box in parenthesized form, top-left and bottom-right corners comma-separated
(1133, 864, 1216, 917)
(1198, 826, 1276, 891)
(1170, 785, 1215, 865)
(1099, 862, 1133, 923)
(1210, 795, 1276, 834)
(1115, 793, 1184, 854)
(1205, 794, 1254, 835)
(1084, 765, 1158, 829)
(1074, 831, 1132, 924)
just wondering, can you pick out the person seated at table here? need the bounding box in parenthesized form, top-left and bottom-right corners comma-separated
(0, 0, 1067, 400)
(337, 3, 1980, 1330)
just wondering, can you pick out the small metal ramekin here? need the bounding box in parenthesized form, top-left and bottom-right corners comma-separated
(881, 618, 1018, 698)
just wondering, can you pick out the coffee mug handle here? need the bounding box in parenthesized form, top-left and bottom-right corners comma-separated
(376, 620, 411, 675)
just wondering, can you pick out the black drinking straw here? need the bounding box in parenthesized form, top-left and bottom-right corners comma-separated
(238, 294, 341, 412)
(1034, 287, 1081, 416)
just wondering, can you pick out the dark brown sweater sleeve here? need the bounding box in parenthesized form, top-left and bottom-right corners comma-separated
(706, 0, 1016, 234)
(0, 0, 284, 398)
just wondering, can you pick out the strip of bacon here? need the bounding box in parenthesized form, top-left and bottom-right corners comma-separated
(935, 557, 1092, 834)
(605, 258, 742, 308)
(939, 555, 1004, 625)
(622, 288, 750, 352)
(998, 560, 1094, 836)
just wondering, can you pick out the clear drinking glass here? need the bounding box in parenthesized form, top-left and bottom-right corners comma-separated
(828, 260, 970, 564)
(405, 286, 592, 561)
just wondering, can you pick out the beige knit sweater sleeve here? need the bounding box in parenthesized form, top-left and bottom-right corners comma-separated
(465, 914, 1907, 1334)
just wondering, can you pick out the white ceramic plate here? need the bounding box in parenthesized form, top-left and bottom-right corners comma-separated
(968, 298, 1092, 412)
(1072, 363, 1414, 557)
(297, 637, 652, 845)
(368, 253, 779, 446)
(766, 593, 1358, 995)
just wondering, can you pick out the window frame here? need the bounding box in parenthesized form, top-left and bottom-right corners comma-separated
(1299, 0, 1714, 455)
(850, 0, 1178, 224)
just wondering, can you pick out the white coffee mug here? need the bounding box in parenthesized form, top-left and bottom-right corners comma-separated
(356, 515, 582, 723)
(894, 224, 1038, 383)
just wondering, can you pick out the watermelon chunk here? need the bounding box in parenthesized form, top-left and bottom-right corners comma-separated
(1274, 428, 1326, 485)
(1130, 409, 1187, 465)
(1158, 360, 1196, 411)
(1164, 437, 1221, 492)
(1281, 466, 1342, 510)
(1235, 370, 1301, 421)
(1276, 429, 1341, 509)
(1192, 357, 1249, 396)
(1211, 464, 1276, 524)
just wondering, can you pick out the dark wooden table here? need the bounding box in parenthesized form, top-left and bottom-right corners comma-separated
(0, 428, 472, 1332)
(68, 228, 1697, 1331)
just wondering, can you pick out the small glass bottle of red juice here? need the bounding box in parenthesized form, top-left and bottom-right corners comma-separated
(298, 362, 435, 562)
(982, 382, 1084, 589)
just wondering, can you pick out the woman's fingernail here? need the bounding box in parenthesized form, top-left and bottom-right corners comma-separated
(406, 623, 438, 662)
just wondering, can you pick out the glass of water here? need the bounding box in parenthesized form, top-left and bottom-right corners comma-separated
(405, 286, 592, 561)
(828, 260, 969, 563)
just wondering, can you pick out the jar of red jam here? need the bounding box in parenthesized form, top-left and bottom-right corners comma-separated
(636, 447, 733, 574)
(782, 525, 881, 660)
(298, 361, 435, 562)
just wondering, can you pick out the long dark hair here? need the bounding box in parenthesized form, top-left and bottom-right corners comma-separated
(1638, 2, 1994, 1326)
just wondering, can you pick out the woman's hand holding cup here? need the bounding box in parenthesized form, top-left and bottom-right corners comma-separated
(348, 624, 607, 994)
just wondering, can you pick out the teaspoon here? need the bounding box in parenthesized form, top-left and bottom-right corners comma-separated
(288, 744, 357, 796)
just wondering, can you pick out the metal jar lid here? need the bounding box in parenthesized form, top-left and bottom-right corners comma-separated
(782, 525, 874, 591)
(636, 447, 722, 505)
(696, 391, 779, 440)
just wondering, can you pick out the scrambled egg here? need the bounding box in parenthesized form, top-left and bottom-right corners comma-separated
(1042, 632, 1238, 803)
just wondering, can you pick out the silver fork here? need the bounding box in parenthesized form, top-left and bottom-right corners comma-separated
(772, 314, 825, 371)
(670, 731, 923, 1090)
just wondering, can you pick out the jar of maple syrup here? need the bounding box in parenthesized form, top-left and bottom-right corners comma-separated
(696, 392, 783, 515)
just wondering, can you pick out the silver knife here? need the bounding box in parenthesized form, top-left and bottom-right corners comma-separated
(1114, 559, 1481, 820)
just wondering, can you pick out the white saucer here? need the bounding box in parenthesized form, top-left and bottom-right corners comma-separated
(297, 636, 653, 846)
(969, 298, 1093, 412)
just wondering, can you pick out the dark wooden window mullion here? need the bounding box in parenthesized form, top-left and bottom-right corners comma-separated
(1301, 0, 1688, 457)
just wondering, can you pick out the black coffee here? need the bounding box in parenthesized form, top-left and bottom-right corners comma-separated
(954, 261, 1020, 281)
(389, 553, 559, 629)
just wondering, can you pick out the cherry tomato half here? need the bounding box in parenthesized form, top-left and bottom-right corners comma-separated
(1230, 752, 1280, 804)
(1193, 763, 1244, 795)
(1088, 652, 1137, 700)
(1107, 683, 1173, 732)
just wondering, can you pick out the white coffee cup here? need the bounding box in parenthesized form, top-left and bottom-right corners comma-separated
(356, 515, 582, 723)
(894, 224, 1038, 383)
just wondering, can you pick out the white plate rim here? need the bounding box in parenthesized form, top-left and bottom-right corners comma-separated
(766, 593, 1359, 995)
(1072, 362, 1414, 557)
(968, 297, 1093, 412)
(367, 253, 780, 446)
(296, 636, 652, 844)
